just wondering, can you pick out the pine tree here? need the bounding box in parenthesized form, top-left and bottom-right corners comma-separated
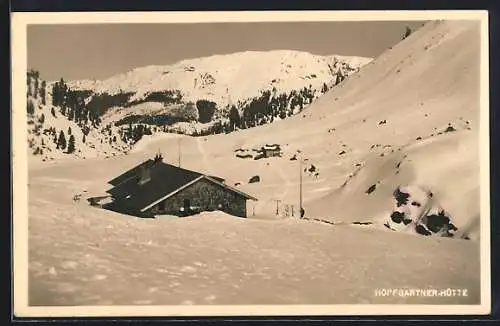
(68, 127, 72, 135)
(58, 130, 67, 150)
(403, 26, 412, 40)
(38, 113, 45, 124)
(53, 133, 58, 144)
(27, 74, 32, 97)
(40, 81, 46, 105)
(59, 78, 66, 104)
(27, 99, 35, 115)
(82, 134, 86, 143)
(322, 82, 328, 93)
(229, 105, 240, 131)
(51, 82, 58, 106)
(67, 135, 75, 154)
(51, 106, 56, 117)
(34, 78, 39, 98)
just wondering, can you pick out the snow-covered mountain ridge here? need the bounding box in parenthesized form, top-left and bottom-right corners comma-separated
(63, 50, 372, 104)
(65, 50, 372, 133)
(27, 50, 372, 161)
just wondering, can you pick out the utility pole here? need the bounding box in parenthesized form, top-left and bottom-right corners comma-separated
(299, 158, 303, 218)
(275, 199, 281, 216)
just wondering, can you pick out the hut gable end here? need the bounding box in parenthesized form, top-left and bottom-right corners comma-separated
(150, 177, 249, 218)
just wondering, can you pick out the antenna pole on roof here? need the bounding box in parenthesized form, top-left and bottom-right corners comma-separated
(154, 149, 163, 162)
(178, 137, 181, 168)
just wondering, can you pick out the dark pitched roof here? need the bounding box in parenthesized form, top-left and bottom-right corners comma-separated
(207, 175, 225, 183)
(108, 159, 155, 186)
(107, 162, 202, 211)
(106, 160, 256, 212)
(108, 159, 225, 186)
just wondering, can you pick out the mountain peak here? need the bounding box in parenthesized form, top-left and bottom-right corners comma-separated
(65, 50, 372, 104)
(29, 49, 373, 162)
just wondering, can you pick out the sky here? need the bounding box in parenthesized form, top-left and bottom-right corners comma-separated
(27, 21, 427, 81)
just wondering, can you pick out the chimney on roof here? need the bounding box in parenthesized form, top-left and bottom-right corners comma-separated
(138, 165, 152, 185)
(153, 151, 163, 163)
(139, 154, 161, 185)
(138, 152, 163, 185)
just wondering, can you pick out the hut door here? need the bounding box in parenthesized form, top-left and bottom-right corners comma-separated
(183, 199, 190, 213)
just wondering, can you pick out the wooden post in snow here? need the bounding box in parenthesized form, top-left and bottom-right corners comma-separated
(299, 157, 303, 218)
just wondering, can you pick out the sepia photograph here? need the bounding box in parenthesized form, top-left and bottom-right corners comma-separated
(12, 10, 490, 317)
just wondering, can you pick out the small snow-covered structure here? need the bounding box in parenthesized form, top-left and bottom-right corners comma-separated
(253, 144, 282, 160)
(261, 144, 282, 158)
(103, 154, 257, 218)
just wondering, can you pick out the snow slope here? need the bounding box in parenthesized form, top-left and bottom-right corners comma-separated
(26, 20, 483, 307)
(28, 188, 479, 305)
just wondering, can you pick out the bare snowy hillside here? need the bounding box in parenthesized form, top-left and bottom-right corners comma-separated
(27, 20, 484, 307)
